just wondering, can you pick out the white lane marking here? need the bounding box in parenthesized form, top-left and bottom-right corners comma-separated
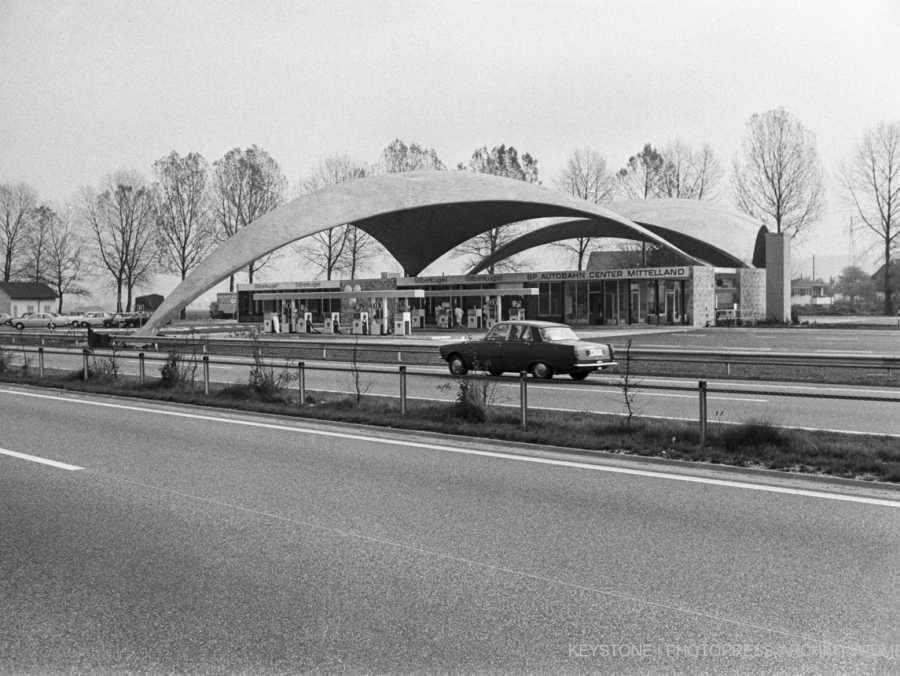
(2, 388, 898, 508)
(0, 446, 83, 471)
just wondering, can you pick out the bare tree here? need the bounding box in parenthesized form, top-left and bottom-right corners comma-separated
(81, 171, 158, 312)
(659, 141, 723, 200)
(297, 154, 381, 280)
(212, 146, 287, 289)
(0, 182, 38, 281)
(154, 151, 216, 317)
(44, 205, 89, 313)
(616, 144, 665, 200)
(455, 144, 539, 273)
(554, 147, 615, 270)
(381, 139, 445, 172)
(21, 204, 54, 282)
(840, 121, 900, 314)
(732, 107, 824, 238)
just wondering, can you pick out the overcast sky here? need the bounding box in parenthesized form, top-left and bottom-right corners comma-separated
(2, 0, 898, 290)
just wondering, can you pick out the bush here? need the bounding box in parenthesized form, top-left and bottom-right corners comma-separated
(159, 349, 198, 389)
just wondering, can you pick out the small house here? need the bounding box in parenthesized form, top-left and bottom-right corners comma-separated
(0, 282, 58, 316)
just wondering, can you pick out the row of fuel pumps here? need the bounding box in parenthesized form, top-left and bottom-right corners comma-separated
(263, 311, 413, 336)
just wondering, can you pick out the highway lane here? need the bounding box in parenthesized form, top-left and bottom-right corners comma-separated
(9, 347, 900, 436)
(622, 326, 900, 355)
(2, 385, 899, 673)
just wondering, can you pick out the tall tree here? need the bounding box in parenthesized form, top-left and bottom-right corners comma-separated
(381, 139, 445, 172)
(840, 121, 900, 313)
(554, 147, 615, 270)
(658, 141, 723, 200)
(732, 107, 824, 238)
(212, 146, 287, 289)
(0, 182, 38, 281)
(833, 265, 876, 310)
(617, 144, 665, 199)
(455, 144, 539, 273)
(81, 171, 158, 312)
(297, 154, 382, 280)
(44, 205, 89, 313)
(21, 204, 54, 282)
(154, 151, 216, 318)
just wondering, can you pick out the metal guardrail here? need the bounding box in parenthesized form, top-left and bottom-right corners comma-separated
(3, 329, 900, 372)
(2, 343, 899, 443)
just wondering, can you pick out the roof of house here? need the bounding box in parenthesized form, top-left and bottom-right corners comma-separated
(0, 281, 58, 299)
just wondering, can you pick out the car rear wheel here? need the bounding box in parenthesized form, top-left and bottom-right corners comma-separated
(569, 370, 590, 381)
(488, 368, 503, 377)
(531, 362, 553, 379)
(448, 354, 468, 376)
(14, 322, 24, 331)
(48, 322, 56, 330)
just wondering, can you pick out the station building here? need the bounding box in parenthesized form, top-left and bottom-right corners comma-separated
(138, 171, 789, 336)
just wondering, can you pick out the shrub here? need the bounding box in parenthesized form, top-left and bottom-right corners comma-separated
(159, 349, 198, 389)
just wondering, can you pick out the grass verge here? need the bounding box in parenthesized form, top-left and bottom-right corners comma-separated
(2, 367, 899, 484)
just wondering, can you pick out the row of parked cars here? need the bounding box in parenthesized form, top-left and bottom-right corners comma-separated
(0, 310, 151, 330)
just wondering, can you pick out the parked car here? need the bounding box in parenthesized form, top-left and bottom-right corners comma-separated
(439, 320, 616, 380)
(0, 312, 11, 326)
(103, 311, 150, 328)
(60, 312, 86, 327)
(81, 311, 113, 328)
(10, 312, 59, 330)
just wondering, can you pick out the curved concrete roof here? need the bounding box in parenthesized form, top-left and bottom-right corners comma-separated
(138, 172, 703, 334)
(469, 198, 768, 274)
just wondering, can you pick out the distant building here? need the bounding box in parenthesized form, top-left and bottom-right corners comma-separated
(870, 261, 900, 303)
(791, 277, 833, 306)
(134, 293, 164, 311)
(0, 282, 58, 316)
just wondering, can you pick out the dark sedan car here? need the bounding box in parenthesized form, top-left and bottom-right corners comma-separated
(439, 320, 616, 380)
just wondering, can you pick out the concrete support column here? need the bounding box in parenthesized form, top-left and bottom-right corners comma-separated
(765, 232, 791, 323)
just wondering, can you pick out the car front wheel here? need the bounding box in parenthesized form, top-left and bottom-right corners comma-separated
(531, 362, 553, 379)
(48, 322, 55, 330)
(14, 322, 24, 331)
(447, 354, 468, 376)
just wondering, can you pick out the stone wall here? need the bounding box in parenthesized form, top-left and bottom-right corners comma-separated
(690, 266, 716, 327)
(739, 268, 767, 320)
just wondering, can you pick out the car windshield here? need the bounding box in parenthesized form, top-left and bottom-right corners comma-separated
(539, 326, 579, 342)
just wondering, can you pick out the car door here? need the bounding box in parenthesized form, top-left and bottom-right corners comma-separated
(500, 324, 534, 372)
(475, 322, 510, 370)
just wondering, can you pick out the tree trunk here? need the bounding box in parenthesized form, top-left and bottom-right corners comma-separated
(884, 241, 893, 315)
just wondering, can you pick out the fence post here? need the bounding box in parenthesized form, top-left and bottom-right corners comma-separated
(400, 365, 407, 415)
(520, 371, 528, 430)
(298, 361, 306, 405)
(139, 352, 145, 385)
(202, 355, 210, 395)
(698, 380, 708, 446)
(38, 347, 44, 378)
(82, 348, 89, 380)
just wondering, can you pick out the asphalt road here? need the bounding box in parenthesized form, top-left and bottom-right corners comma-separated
(2, 385, 899, 673)
(11, 347, 900, 437)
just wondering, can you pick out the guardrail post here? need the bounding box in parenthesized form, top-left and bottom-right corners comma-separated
(139, 352, 145, 385)
(202, 355, 210, 395)
(38, 347, 44, 378)
(82, 348, 89, 380)
(298, 361, 306, 405)
(698, 380, 708, 446)
(400, 365, 408, 415)
(520, 371, 528, 430)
